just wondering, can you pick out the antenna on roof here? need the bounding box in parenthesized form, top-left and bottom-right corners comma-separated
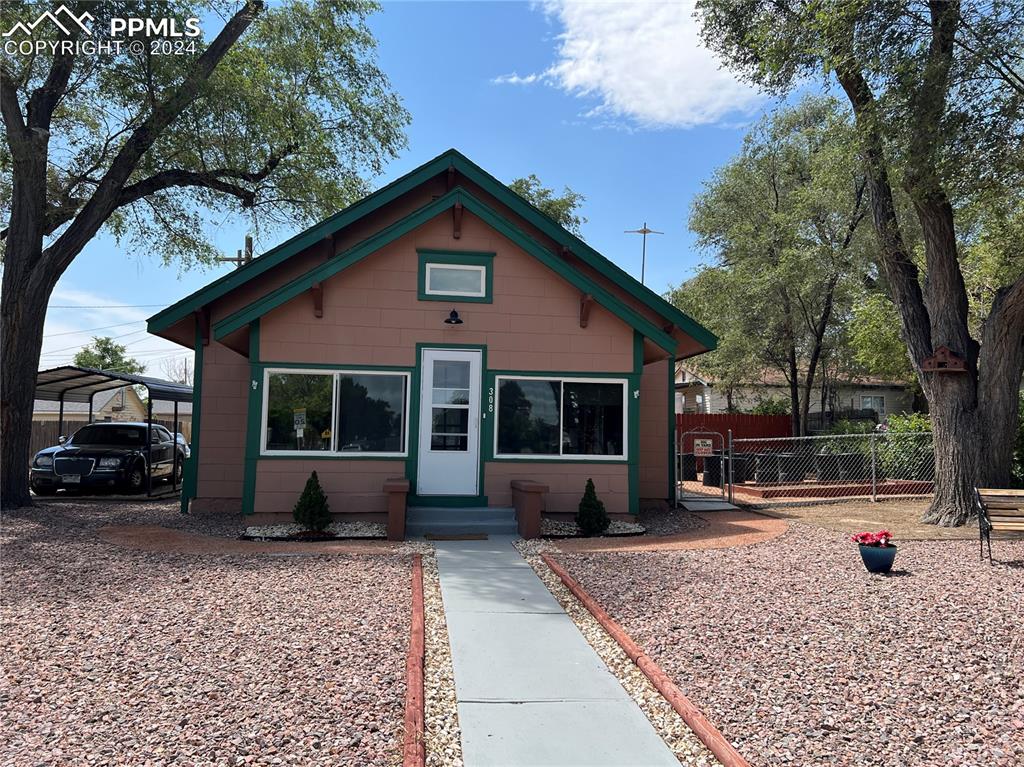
(624, 222, 663, 285)
(215, 234, 254, 269)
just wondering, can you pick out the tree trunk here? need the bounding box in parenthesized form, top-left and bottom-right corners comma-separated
(923, 374, 982, 525)
(0, 254, 51, 509)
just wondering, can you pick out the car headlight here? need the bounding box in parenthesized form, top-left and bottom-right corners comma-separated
(35, 455, 53, 467)
(98, 457, 121, 468)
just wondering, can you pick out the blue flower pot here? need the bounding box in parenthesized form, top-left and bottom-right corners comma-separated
(858, 544, 897, 574)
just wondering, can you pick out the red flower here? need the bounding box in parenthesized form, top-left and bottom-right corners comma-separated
(852, 530, 895, 547)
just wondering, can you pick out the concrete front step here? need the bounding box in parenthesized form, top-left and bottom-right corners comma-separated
(406, 506, 517, 537)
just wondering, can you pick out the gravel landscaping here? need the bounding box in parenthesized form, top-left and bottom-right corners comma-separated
(554, 523, 1024, 767)
(2, 500, 411, 766)
(541, 517, 646, 537)
(422, 552, 463, 767)
(243, 521, 387, 540)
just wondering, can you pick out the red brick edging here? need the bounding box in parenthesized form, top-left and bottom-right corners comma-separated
(540, 553, 751, 767)
(403, 554, 425, 767)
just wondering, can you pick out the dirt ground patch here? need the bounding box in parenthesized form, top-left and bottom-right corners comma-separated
(752, 497, 987, 540)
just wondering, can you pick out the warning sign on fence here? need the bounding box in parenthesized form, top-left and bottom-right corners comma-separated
(693, 438, 714, 457)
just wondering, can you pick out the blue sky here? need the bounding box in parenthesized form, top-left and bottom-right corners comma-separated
(41, 1, 773, 372)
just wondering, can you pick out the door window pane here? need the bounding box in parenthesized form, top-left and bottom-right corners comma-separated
(336, 374, 406, 452)
(432, 407, 469, 434)
(562, 382, 624, 456)
(426, 264, 485, 296)
(265, 373, 333, 451)
(431, 435, 469, 451)
(497, 379, 560, 455)
(433, 360, 470, 389)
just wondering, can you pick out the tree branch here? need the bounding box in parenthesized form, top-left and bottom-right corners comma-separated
(41, 0, 266, 276)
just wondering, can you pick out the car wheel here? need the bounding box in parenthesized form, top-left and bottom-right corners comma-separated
(167, 461, 184, 485)
(124, 463, 146, 494)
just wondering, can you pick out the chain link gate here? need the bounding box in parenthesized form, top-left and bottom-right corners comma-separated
(676, 428, 727, 501)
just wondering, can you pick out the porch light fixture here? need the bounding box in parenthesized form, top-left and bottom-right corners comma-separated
(444, 309, 463, 325)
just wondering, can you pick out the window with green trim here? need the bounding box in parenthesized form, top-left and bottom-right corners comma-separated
(417, 251, 494, 302)
(262, 369, 409, 456)
(494, 376, 627, 459)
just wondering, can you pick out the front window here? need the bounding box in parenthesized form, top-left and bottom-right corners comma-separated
(417, 250, 493, 302)
(495, 377, 626, 459)
(425, 264, 486, 297)
(263, 369, 409, 456)
(861, 395, 886, 417)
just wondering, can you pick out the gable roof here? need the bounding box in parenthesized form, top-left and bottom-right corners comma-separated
(148, 149, 716, 351)
(213, 186, 679, 352)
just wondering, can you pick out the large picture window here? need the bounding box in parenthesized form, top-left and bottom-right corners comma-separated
(495, 376, 627, 459)
(262, 369, 409, 456)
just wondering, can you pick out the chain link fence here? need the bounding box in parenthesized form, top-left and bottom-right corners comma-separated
(677, 431, 935, 503)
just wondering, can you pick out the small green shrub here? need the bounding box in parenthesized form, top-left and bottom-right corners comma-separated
(886, 412, 932, 433)
(747, 396, 789, 416)
(293, 470, 331, 532)
(576, 477, 610, 537)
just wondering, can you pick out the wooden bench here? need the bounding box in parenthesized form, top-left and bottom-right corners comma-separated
(975, 488, 1024, 563)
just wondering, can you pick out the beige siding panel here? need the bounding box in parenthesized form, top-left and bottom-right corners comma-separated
(253, 459, 406, 515)
(195, 341, 248, 500)
(485, 462, 629, 516)
(258, 211, 634, 373)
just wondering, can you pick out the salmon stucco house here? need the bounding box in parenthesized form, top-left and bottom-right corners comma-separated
(148, 150, 716, 538)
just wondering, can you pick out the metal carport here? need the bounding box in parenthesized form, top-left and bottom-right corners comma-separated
(33, 366, 193, 496)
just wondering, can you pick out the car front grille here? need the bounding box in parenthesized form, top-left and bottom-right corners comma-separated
(54, 457, 95, 477)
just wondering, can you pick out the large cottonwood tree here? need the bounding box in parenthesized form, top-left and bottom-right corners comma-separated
(0, 0, 408, 508)
(697, 0, 1024, 525)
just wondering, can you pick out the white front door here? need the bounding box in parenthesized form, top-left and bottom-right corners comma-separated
(417, 349, 482, 496)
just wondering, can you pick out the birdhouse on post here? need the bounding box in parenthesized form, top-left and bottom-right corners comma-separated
(921, 346, 967, 373)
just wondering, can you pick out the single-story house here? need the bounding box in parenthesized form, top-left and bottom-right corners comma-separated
(33, 386, 147, 425)
(150, 400, 193, 441)
(148, 150, 716, 531)
(675, 365, 913, 421)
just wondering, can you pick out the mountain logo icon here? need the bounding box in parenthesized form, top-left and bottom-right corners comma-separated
(4, 5, 94, 37)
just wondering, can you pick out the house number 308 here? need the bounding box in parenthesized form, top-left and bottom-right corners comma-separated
(487, 387, 495, 413)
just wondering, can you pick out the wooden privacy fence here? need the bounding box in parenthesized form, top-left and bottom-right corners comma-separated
(676, 413, 791, 447)
(29, 419, 192, 458)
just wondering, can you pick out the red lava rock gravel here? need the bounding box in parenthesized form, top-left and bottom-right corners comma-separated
(1, 501, 410, 766)
(556, 523, 1024, 767)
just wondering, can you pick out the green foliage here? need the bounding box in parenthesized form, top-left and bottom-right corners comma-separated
(849, 293, 915, 383)
(748, 397, 789, 416)
(508, 174, 587, 237)
(0, 0, 409, 270)
(72, 337, 146, 374)
(293, 470, 331, 532)
(673, 96, 872, 432)
(827, 419, 875, 435)
(575, 478, 610, 537)
(885, 412, 932, 434)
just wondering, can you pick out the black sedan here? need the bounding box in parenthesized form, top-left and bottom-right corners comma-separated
(30, 422, 185, 495)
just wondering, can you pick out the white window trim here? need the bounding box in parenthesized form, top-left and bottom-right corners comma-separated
(260, 367, 411, 458)
(424, 263, 487, 298)
(493, 374, 629, 461)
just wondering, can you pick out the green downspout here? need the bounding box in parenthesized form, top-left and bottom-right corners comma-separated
(241, 320, 261, 516)
(180, 322, 205, 514)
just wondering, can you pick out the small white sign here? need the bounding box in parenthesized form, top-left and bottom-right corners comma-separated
(293, 408, 307, 431)
(693, 438, 714, 457)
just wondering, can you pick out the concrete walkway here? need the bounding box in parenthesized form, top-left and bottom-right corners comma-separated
(434, 537, 678, 767)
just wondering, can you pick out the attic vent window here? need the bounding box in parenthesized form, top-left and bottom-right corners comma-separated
(417, 249, 494, 303)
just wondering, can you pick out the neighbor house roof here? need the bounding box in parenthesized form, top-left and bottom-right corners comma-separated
(34, 388, 121, 413)
(148, 149, 716, 355)
(676, 364, 911, 390)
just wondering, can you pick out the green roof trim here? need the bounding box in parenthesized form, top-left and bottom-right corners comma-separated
(149, 148, 715, 351)
(212, 186, 678, 354)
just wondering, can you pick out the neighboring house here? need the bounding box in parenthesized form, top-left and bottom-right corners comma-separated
(675, 365, 913, 422)
(148, 149, 716, 524)
(33, 386, 147, 427)
(150, 400, 193, 441)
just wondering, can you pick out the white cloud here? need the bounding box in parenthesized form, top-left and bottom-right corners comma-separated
(491, 72, 542, 85)
(500, 0, 764, 129)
